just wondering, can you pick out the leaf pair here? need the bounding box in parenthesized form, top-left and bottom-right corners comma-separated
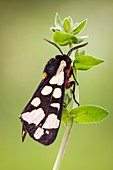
(50, 13, 88, 46)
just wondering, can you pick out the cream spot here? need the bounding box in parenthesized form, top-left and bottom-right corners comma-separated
(49, 76, 57, 85)
(53, 88, 62, 98)
(57, 60, 66, 73)
(41, 85, 52, 95)
(57, 71, 64, 86)
(22, 130, 26, 136)
(60, 60, 66, 66)
(49, 71, 64, 86)
(42, 114, 60, 129)
(21, 112, 30, 122)
(46, 130, 49, 134)
(50, 103, 60, 110)
(31, 97, 41, 107)
(34, 127, 44, 139)
(21, 108, 45, 125)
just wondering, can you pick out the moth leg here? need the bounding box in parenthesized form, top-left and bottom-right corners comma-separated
(70, 81, 80, 106)
(72, 70, 79, 85)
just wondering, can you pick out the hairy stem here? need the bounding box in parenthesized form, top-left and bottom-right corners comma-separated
(52, 117, 73, 170)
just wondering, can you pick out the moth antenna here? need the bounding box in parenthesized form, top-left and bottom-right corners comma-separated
(44, 38, 64, 55)
(67, 42, 88, 57)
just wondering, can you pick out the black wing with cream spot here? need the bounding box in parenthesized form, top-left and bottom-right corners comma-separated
(20, 58, 68, 146)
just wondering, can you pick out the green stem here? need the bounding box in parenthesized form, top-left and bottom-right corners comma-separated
(52, 117, 73, 170)
(69, 42, 72, 49)
(52, 43, 79, 170)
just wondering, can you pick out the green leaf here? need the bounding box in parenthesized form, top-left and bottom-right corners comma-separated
(62, 107, 70, 126)
(71, 19, 87, 35)
(78, 50, 86, 56)
(74, 55, 104, 70)
(53, 31, 78, 46)
(67, 16, 73, 26)
(63, 18, 71, 33)
(75, 49, 79, 57)
(76, 35, 88, 44)
(71, 22, 79, 31)
(55, 13, 63, 30)
(70, 105, 109, 123)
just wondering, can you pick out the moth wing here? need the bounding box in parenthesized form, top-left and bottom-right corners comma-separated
(20, 69, 67, 145)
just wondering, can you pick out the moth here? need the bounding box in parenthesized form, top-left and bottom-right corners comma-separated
(19, 39, 87, 146)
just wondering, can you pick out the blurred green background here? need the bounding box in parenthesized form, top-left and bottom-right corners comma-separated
(0, 0, 113, 170)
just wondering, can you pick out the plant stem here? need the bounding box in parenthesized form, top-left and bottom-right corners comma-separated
(52, 43, 79, 170)
(52, 117, 73, 170)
